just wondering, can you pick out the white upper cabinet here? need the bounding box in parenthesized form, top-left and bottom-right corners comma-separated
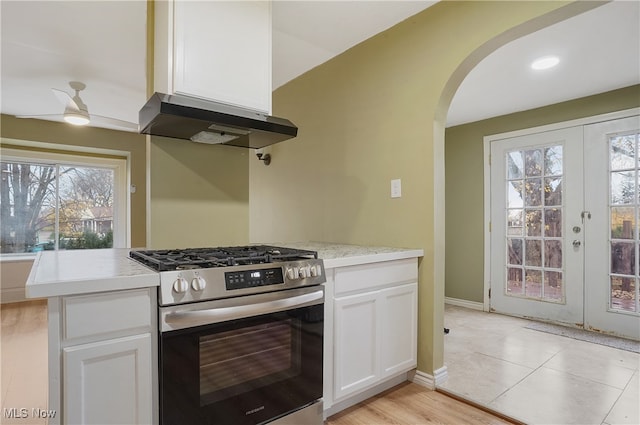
(155, 0, 272, 114)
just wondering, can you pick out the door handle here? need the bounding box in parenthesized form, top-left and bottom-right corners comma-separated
(161, 289, 324, 331)
(573, 240, 581, 248)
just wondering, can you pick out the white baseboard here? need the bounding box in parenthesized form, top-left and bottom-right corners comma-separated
(445, 297, 484, 311)
(410, 366, 448, 390)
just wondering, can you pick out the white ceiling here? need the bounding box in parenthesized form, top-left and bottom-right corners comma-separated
(448, 0, 640, 127)
(1, 1, 638, 133)
(0, 1, 147, 132)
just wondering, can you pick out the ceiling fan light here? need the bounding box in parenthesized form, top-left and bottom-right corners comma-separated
(64, 112, 90, 126)
(531, 56, 560, 70)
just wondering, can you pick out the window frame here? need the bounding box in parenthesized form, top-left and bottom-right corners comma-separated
(1, 145, 129, 258)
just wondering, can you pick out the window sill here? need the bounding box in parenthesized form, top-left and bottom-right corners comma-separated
(1, 254, 37, 263)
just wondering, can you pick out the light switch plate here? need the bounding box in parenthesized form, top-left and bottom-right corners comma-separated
(391, 179, 402, 198)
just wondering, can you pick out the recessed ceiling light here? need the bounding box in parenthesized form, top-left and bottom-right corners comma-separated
(531, 56, 560, 70)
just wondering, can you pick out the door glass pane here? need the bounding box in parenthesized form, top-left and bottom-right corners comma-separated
(610, 276, 636, 312)
(507, 267, 523, 295)
(545, 240, 562, 268)
(508, 181, 524, 207)
(525, 240, 542, 266)
(544, 271, 563, 301)
(507, 152, 524, 179)
(611, 206, 635, 239)
(504, 145, 564, 303)
(611, 242, 635, 275)
(525, 178, 542, 206)
(545, 208, 562, 237)
(544, 177, 562, 206)
(507, 209, 523, 236)
(610, 135, 635, 170)
(544, 146, 563, 175)
(525, 269, 542, 297)
(524, 149, 543, 177)
(508, 238, 523, 265)
(526, 209, 542, 236)
(610, 171, 635, 204)
(609, 132, 640, 313)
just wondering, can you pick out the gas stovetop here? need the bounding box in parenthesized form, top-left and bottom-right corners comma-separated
(129, 245, 318, 272)
(130, 245, 325, 306)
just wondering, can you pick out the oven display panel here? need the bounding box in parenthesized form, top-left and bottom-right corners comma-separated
(225, 267, 284, 290)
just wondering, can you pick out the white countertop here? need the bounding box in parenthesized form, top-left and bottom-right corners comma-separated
(278, 242, 424, 268)
(25, 243, 423, 299)
(26, 248, 159, 298)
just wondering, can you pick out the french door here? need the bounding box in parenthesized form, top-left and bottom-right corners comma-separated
(489, 115, 640, 340)
(584, 116, 640, 339)
(490, 127, 585, 326)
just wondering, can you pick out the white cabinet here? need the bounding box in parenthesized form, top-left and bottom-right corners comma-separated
(331, 259, 418, 403)
(155, 0, 272, 114)
(63, 334, 152, 425)
(334, 291, 379, 399)
(48, 288, 156, 425)
(379, 283, 418, 377)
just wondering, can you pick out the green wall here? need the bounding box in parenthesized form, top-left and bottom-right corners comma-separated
(0, 114, 147, 247)
(445, 85, 640, 303)
(251, 1, 599, 374)
(148, 136, 250, 248)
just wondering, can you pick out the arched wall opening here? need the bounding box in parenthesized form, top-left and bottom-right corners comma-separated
(430, 0, 604, 378)
(257, 1, 606, 387)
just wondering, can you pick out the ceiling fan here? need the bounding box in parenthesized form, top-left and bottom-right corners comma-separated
(17, 81, 138, 131)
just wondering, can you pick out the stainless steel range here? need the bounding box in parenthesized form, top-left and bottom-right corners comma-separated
(130, 245, 325, 425)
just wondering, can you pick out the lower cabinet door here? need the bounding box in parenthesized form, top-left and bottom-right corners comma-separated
(333, 291, 379, 400)
(63, 333, 152, 425)
(380, 282, 418, 377)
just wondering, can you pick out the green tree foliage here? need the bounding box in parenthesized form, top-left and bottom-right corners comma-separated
(61, 231, 113, 250)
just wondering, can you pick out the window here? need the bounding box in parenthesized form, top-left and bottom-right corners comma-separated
(1, 147, 128, 255)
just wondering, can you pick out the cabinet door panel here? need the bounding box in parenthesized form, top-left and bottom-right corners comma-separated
(173, 1, 271, 113)
(380, 282, 418, 377)
(63, 334, 152, 425)
(333, 292, 379, 400)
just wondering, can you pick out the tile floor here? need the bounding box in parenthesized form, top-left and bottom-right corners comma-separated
(440, 304, 640, 425)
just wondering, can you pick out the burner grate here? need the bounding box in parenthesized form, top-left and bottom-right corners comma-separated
(129, 245, 318, 272)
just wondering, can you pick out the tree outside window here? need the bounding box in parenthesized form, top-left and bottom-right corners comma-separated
(1, 161, 116, 254)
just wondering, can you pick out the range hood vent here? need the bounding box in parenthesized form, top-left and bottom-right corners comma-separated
(139, 92, 298, 149)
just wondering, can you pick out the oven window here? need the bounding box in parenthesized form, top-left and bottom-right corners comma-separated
(199, 318, 301, 405)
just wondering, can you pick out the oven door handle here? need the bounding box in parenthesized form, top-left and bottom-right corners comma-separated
(163, 289, 323, 330)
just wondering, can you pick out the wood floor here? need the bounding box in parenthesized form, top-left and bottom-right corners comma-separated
(1, 300, 515, 425)
(1, 299, 49, 425)
(326, 382, 517, 425)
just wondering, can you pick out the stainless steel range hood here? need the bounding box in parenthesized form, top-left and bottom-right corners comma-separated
(139, 92, 298, 149)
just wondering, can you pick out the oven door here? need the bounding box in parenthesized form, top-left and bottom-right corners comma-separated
(159, 286, 324, 425)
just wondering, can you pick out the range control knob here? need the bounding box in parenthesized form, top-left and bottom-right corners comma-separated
(299, 265, 311, 278)
(286, 267, 298, 280)
(310, 264, 320, 277)
(191, 276, 207, 291)
(172, 277, 189, 294)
